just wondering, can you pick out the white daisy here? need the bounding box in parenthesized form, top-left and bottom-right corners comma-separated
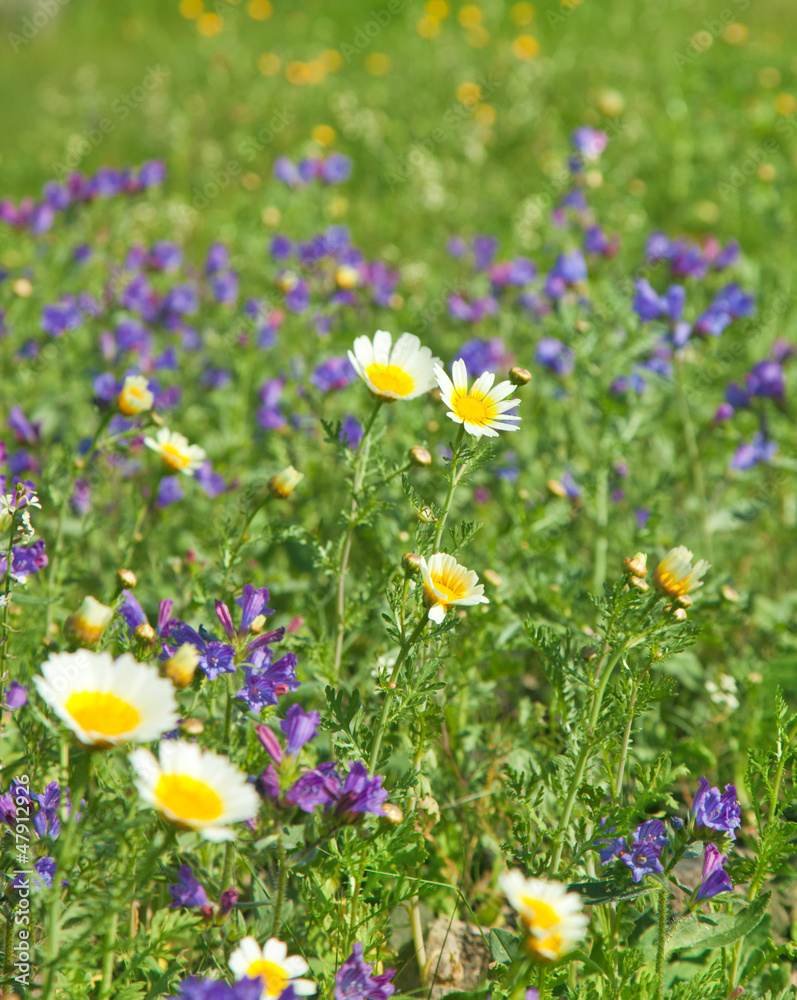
(229, 936, 315, 999)
(34, 649, 178, 748)
(434, 359, 522, 438)
(65, 595, 114, 646)
(144, 427, 206, 475)
(129, 741, 259, 841)
(348, 330, 440, 401)
(118, 374, 154, 416)
(653, 546, 710, 600)
(420, 553, 489, 624)
(499, 870, 589, 962)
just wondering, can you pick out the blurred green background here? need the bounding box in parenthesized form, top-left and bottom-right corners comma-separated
(1, 0, 796, 264)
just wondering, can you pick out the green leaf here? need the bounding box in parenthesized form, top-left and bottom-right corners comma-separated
(568, 879, 653, 905)
(488, 926, 519, 964)
(666, 892, 770, 954)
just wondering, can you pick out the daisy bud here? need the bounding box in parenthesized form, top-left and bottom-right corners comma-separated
(249, 614, 267, 635)
(335, 264, 359, 290)
(509, 366, 532, 386)
(164, 643, 200, 689)
(181, 718, 205, 736)
(117, 568, 138, 589)
(418, 506, 436, 523)
(630, 576, 649, 592)
(483, 569, 503, 587)
(66, 596, 114, 646)
(547, 479, 568, 498)
(721, 585, 740, 602)
(408, 445, 432, 467)
(676, 594, 693, 609)
(624, 552, 647, 578)
(581, 646, 597, 661)
(673, 607, 688, 622)
(402, 553, 422, 577)
(268, 466, 304, 499)
(381, 802, 404, 824)
(134, 623, 156, 643)
(117, 374, 154, 417)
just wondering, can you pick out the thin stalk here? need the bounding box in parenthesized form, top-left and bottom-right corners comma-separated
(615, 661, 650, 800)
(655, 888, 668, 1000)
(368, 617, 427, 772)
(223, 674, 234, 748)
(220, 841, 235, 894)
(97, 910, 119, 1000)
(433, 425, 466, 551)
(346, 872, 361, 958)
(272, 829, 287, 937)
(220, 500, 268, 595)
(333, 398, 383, 676)
(674, 355, 713, 562)
(592, 464, 609, 594)
(0, 511, 16, 672)
(3, 911, 13, 984)
(549, 641, 628, 874)
(409, 712, 428, 984)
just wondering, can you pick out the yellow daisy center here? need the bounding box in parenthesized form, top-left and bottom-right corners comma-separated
(247, 959, 288, 996)
(160, 444, 192, 470)
(155, 774, 224, 821)
(527, 931, 564, 959)
(520, 895, 559, 930)
(66, 691, 141, 736)
(365, 363, 414, 397)
(654, 569, 693, 598)
(428, 570, 469, 604)
(451, 389, 496, 426)
(118, 384, 149, 415)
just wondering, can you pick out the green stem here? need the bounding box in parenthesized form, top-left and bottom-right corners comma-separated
(0, 511, 17, 673)
(223, 675, 234, 747)
(615, 661, 649, 800)
(97, 910, 119, 1000)
(674, 355, 713, 563)
(220, 841, 235, 894)
(333, 398, 383, 676)
(433, 425, 466, 551)
(592, 463, 609, 594)
(549, 641, 628, 875)
(656, 888, 668, 1000)
(41, 749, 92, 1000)
(368, 616, 427, 772)
(221, 497, 269, 595)
(272, 829, 287, 937)
(3, 911, 13, 984)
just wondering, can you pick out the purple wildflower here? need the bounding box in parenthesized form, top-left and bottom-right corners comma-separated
(690, 776, 741, 837)
(4, 681, 28, 710)
(169, 865, 211, 911)
(456, 337, 510, 376)
(176, 977, 264, 1000)
(335, 943, 397, 1000)
(311, 356, 357, 392)
(281, 705, 321, 755)
(747, 360, 785, 399)
(340, 415, 363, 450)
(157, 477, 184, 507)
(695, 843, 733, 901)
(571, 127, 608, 162)
(730, 433, 777, 472)
(535, 337, 574, 377)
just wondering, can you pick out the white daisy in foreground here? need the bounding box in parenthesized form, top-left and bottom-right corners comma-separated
(420, 553, 489, 624)
(144, 427, 206, 475)
(348, 330, 440, 401)
(229, 936, 315, 998)
(34, 649, 178, 748)
(434, 359, 522, 438)
(129, 741, 259, 841)
(118, 374, 154, 416)
(653, 545, 710, 600)
(500, 870, 588, 962)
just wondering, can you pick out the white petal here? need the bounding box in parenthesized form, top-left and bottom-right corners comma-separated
(428, 604, 446, 623)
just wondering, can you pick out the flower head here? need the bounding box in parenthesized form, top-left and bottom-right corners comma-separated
(348, 331, 440, 401)
(229, 936, 315, 999)
(34, 649, 178, 748)
(419, 553, 489, 624)
(434, 359, 521, 438)
(169, 865, 211, 911)
(144, 427, 206, 475)
(653, 546, 710, 600)
(65, 595, 113, 646)
(696, 843, 733, 900)
(500, 871, 589, 962)
(335, 943, 396, 1000)
(118, 374, 154, 416)
(129, 741, 259, 841)
(268, 467, 304, 499)
(690, 776, 741, 838)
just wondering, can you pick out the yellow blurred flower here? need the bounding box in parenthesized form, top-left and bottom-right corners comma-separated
(775, 93, 797, 115)
(286, 61, 309, 85)
(312, 124, 336, 146)
(510, 2, 534, 25)
(457, 81, 482, 105)
(474, 103, 496, 127)
(458, 4, 482, 27)
(247, 0, 272, 19)
(365, 52, 391, 75)
(426, 0, 449, 17)
(258, 52, 281, 76)
(417, 15, 441, 38)
(723, 22, 748, 44)
(196, 12, 223, 36)
(179, 0, 203, 19)
(305, 60, 327, 84)
(512, 34, 540, 59)
(320, 49, 343, 71)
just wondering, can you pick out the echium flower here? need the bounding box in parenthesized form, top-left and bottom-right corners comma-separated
(600, 819, 668, 883)
(214, 584, 277, 649)
(168, 865, 213, 916)
(335, 943, 396, 1000)
(695, 843, 733, 901)
(690, 776, 741, 841)
(278, 760, 388, 823)
(237, 646, 299, 712)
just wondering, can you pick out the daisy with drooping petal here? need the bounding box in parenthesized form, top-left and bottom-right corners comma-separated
(144, 427, 206, 475)
(34, 649, 178, 748)
(129, 741, 259, 841)
(653, 546, 710, 600)
(229, 936, 316, 998)
(348, 330, 440, 402)
(419, 553, 489, 623)
(499, 870, 589, 962)
(118, 374, 155, 416)
(434, 359, 522, 438)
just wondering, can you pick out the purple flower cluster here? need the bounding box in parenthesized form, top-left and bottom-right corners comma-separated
(168, 865, 213, 916)
(645, 233, 740, 278)
(335, 943, 396, 1000)
(0, 161, 165, 235)
(599, 818, 668, 883)
(0, 538, 48, 583)
(261, 755, 388, 823)
(690, 776, 741, 839)
(274, 152, 352, 187)
(456, 337, 511, 376)
(174, 978, 263, 1000)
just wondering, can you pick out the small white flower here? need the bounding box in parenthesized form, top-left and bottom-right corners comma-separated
(420, 553, 489, 623)
(65, 595, 114, 646)
(144, 427, 206, 475)
(34, 649, 178, 748)
(129, 741, 259, 841)
(229, 936, 315, 998)
(348, 330, 440, 401)
(500, 870, 589, 961)
(434, 359, 521, 438)
(653, 546, 710, 599)
(118, 374, 155, 416)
